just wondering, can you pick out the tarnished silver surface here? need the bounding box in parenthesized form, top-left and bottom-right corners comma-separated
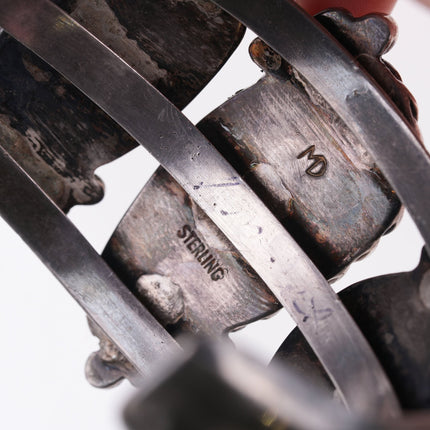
(315, 10, 420, 139)
(0, 0, 244, 211)
(0, 0, 400, 416)
(212, 0, 430, 254)
(54, 0, 244, 110)
(103, 168, 279, 336)
(198, 12, 405, 281)
(103, 13, 404, 345)
(0, 144, 178, 375)
(199, 69, 401, 280)
(86, 318, 140, 388)
(274, 248, 430, 410)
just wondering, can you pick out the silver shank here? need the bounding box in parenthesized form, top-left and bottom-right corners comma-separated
(0, 0, 399, 417)
(0, 145, 178, 376)
(213, 0, 430, 254)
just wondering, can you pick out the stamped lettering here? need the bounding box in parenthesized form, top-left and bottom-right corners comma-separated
(297, 145, 327, 177)
(177, 225, 226, 281)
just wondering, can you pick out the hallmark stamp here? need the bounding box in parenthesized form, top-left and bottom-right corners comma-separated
(297, 145, 327, 177)
(177, 225, 226, 281)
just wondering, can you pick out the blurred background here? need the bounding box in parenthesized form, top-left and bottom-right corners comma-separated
(0, 0, 429, 428)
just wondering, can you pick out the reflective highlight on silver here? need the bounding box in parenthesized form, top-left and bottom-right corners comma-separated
(0, 0, 399, 417)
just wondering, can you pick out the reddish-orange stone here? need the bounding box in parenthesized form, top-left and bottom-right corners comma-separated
(294, 0, 397, 16)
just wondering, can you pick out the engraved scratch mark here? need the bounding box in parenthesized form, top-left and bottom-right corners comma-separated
(220, 210, 239, 216)
(193, 177, 241, 190)
(311, 298, 333, 322)
(293, 296, 333, 325)
(293, 300, 309, 323)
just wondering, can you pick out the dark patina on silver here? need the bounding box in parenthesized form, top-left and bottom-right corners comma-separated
(0, 0, 401, 416)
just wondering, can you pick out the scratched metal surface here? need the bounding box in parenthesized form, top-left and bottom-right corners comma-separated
(0, 144, 179, 376)
(103, 168, 280, 336)
(0, 0, 244, 211)
(101, 14, 406, 351)
(212, 0, 430, 256)
(315, 10, 420, 139)
(0, 0, 400, 415)
(101, 14, 407, 343)
(197, 72, 401, 281)
(273, 248, 430, 410)
(198, 12, 409, 280)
